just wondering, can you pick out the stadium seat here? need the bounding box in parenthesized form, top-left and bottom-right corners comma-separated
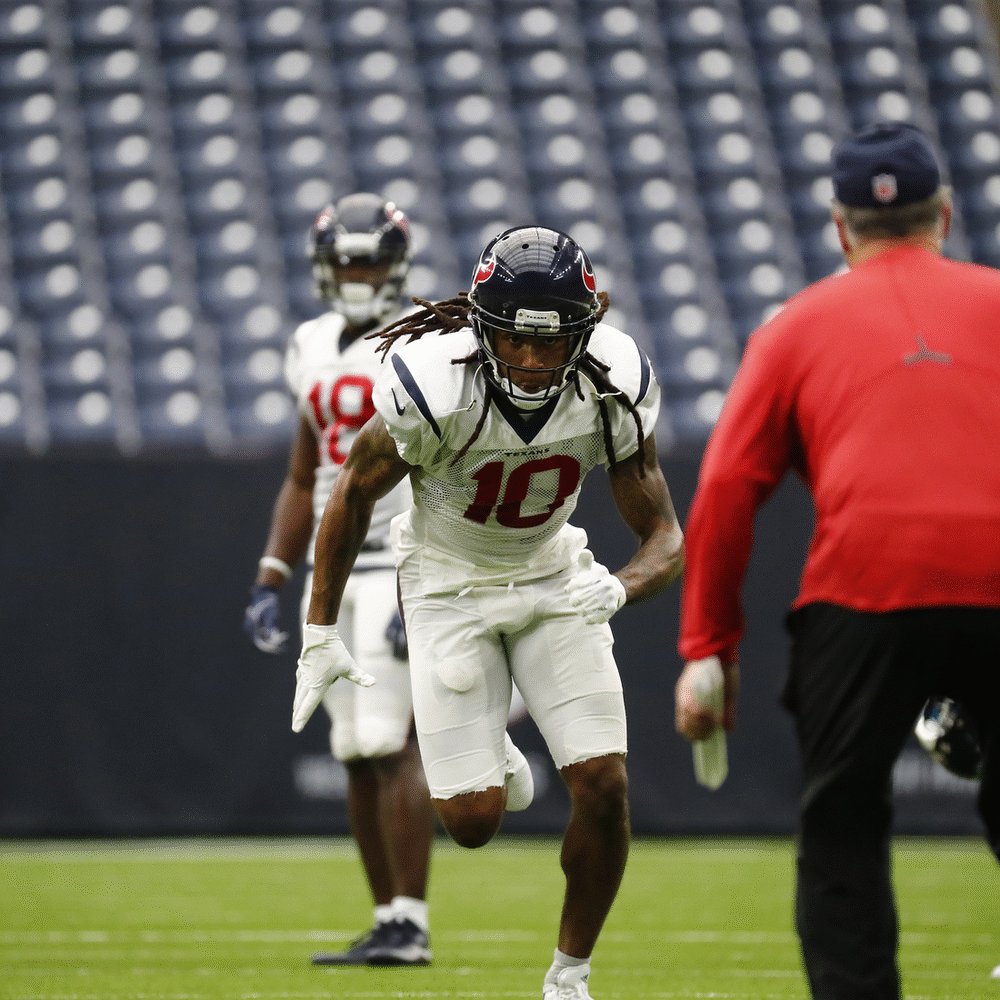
(74, 47, 145, 94)
(134, 384, 228, 450)
(588, 45, 670, 96)
(198, 261, 288, 326)
(240, 3, 319, 52)
(225, 386, 296, 446)
(248, 47, 325, 98)
(495, 2, 575, 53)
(409, 1, 490, 51)
(443, 175, 532, 233)
(0, 46, 57, 96)
(0, 90, 69, 145)
(132, 342, 203, 401)
(503, 48, 593, 101)
(822, 1, 898, 48)
(155, 4, 238, 52)
(220, 341, 287, 399)
(0, 3, 47, 46)
(667, 389, 728, 452)
(659, 2, 731, 53)
(923, 43, 995, 98)
(0, 301, 48, 449)
(578, 1, 659, 51)
(323, 0, 411, 52)
(418, 46, 510, 102)
(909, 1, 981, 60)
(67, 1, 148, 46)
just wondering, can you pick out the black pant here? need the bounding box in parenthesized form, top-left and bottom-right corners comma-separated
(783, 603, 1000, 1000)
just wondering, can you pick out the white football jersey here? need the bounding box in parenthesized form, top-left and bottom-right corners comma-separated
(285, 308, 412, 567)
(372, 323, 660, 591)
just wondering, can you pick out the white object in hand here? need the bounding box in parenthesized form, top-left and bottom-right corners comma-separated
(688, 655, 729, 790)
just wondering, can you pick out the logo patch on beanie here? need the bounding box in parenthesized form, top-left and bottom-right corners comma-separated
(872, 173, 898, 204)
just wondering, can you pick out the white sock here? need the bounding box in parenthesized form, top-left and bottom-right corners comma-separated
(391, 895, 429, 933)
(545, 948, 590, 983)
(374, 903, 394, 927)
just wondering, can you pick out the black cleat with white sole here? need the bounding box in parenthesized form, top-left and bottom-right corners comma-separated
(366, 917, 432, 966)
(311, 923, 390, 966)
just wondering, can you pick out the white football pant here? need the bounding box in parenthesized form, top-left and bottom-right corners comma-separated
(398, 563, 627, 800)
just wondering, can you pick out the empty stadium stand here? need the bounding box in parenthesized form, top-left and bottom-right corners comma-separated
(1, 0, 998, 455)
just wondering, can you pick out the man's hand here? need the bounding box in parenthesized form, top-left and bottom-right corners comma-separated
(384, 609, 407, 660)
(292, 623, 376, 732)
(244, 584, 289, 654)
(565, 550, 627, 625)
(675, 656, 738, 790)
(675, 655, 740, 740)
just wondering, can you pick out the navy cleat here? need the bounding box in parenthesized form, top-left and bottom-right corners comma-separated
(311, 923, 392, 966)
(366, 916, 432, 966)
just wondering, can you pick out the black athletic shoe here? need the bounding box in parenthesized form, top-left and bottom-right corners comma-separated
(311, 923, 391, 966)
(365, 917, 432, 966)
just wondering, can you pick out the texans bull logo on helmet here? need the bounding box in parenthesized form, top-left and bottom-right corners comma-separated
(473, 255, 496, 288)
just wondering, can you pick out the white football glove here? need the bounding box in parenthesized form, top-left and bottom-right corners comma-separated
(565, 549, 627, 625)
(291, 623, 375, 733)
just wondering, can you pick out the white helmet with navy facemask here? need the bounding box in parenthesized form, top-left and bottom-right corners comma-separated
(310, 193, 411, 329)
(468, 226, 600, 406)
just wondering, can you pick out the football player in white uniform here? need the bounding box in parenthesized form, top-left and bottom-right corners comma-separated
(244, 193, 435, 967)
(290, 226, 685, 1000)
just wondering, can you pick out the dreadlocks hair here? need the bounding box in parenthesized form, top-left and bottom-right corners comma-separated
(370, 292, 473, 359)
(570, 354, 648, 477)
(368, 289, 647, 474)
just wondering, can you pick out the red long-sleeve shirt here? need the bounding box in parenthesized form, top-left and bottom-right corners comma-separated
(679, 245, 1000, 664)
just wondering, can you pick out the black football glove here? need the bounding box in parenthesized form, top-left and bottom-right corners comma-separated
(384, 609, 408, 661)
(244, 583, 289, 654)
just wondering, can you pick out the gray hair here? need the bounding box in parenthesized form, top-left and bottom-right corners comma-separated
(833, 187, 950, 241)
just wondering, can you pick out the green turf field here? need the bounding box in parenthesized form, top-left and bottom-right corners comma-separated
(1, 836, 996, 999)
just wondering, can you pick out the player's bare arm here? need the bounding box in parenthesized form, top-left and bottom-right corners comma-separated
(608, 432, 685, 603)
(257, 416, 318, 586)
(307, 414, 413, 625)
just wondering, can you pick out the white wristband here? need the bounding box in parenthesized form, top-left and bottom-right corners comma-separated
(259, 555, 293, 580)
(303, 622, 340, 640)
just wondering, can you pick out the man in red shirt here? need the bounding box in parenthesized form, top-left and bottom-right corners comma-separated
(675, 122, 1000, 999)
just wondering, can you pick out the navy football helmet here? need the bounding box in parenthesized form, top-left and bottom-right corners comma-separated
(310, 193, 411, 326)
(914, 697, 983, 781)
(468, 226, 600, 405)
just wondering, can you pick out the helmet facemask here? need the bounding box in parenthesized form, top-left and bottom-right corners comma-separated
(467, 225, 601, 408)
(471, 299, 595, 407)
(309, 196, 411, 328)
